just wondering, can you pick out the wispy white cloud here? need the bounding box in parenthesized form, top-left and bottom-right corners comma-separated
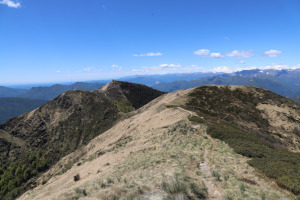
(0, 0, 20, 8)
(225, 50, 254, 58)
(209, 66, 233, 73)
(261, 64, 291, 70)
(75, 67, 103, 73)
(112, 64, 122, 71)
(210, 53, 224, 59)
(224, 37, 230, 40)
(263, 50, 282, 57)
(206, 64, 300, 74)
(159, 64, 181, 69)
(194, 49, 210, 56)
(194, 49, 224, 59)
(56, 70, 61, 73)
(292, 64, 300, 70)
(131, 64, 205, 75)
(133, 52, 163, 57)
(83, 67, 96, 72)
(195, 49, 254, 59)
(131, 64, 183, 74)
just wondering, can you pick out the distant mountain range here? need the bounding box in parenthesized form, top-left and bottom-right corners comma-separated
(117, 72, 224, 86)
(0, 69, 299, 125)
(2, 68, 300, 100)
(20, 82, 106, 100)
(0, 86, 27, 97)
(152, 69, 300, 98)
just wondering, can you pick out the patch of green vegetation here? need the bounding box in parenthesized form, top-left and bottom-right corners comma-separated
(166, 122, 195, 136)
(0, 150, 48, 199)
(207, 123, 300, 195)
(116, 81, 165, 109)
(188, 115, 205, 123)
(212, 170, 221, 181)
(111, 136, 133, 149)
(185, 86, 270, 128)
(185, 85, 300, 195)
(74, 187, 87, 198)
(113, 100, 134, 113)
(161, 176, 207, 199)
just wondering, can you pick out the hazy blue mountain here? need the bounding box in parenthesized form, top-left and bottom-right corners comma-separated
(0, 97, 48, 124)
(117, 72, 224, 86)
(20, 82, 106, 100)
(292, 95, 300, 103)
(292, 93, 300, 104)
(153, 69, 300, 97)
(0, 86, 27, 97)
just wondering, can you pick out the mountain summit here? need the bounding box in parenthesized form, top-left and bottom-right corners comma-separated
(0, 81, 164, 199)
(0, 82, 299, 200)
(15, 84, 300, 200)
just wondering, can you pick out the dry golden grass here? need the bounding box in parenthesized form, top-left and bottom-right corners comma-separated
(18, 88, 295, 200)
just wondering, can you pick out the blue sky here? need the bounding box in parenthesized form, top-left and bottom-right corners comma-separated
(1, 0, 300, 85)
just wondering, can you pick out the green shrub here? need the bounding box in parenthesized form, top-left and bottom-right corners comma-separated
(206, 123, 300, 195)
(188, 116, 205, 123)
(162, 179, 187, 194)
(212, 171, 221, 181)
(190, 182, 207, 199)
(113, 100, 134, 113)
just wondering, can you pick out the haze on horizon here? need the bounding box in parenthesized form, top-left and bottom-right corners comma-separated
(1, 0, 300, 85)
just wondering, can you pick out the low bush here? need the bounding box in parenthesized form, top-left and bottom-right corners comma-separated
(207, 123, 300, 195)
(74, 174, 80, 182)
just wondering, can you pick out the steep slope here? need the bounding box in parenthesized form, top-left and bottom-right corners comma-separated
(0, 81, 164, 199)
(185, 85, 300, 152)
(0, 86, 27, 98)
(184, 85, 300, 195)
(18, 85, 299, 200)
(0, 98, 48, 124)
(20, 82, 106, 100)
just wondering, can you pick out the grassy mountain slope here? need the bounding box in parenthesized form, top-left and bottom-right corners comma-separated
(17, 85, 299, 200)
(0, 98, 48, 125)
(0, 87, 27, 98)
(20, 82, 106, 100)
(0, 81, 164, 199)
(185, 85, 300, 195)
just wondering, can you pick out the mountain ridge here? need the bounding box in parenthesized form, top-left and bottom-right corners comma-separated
(0, 81, 164, 199)
(15, 84, 300, 200)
